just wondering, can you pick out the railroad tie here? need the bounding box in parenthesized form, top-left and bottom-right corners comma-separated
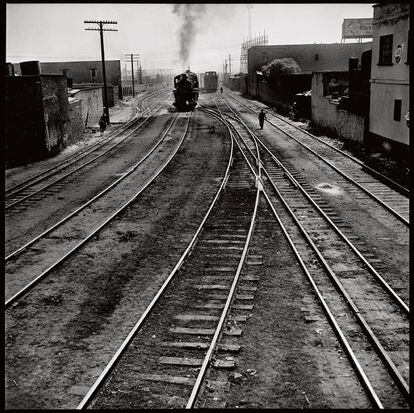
(159, 356, 203, 367)
(204, 267, 235, 272)
(236, 294, 255, 300)
(205, 239, 245, 244)
(195, 285, 229, 290)
(243, 275, 260, 281)
(233, 304, 254, 310)
(170, 327, 215, 335)
(238, 286, 257, 292)
(213, 359, 235, 369)
(194, 303, 225, 309)
(162, 341, 241, 353)
(174, 314, 220, 321)
(246, 260, 262, 266)
(135, 373, 196, 386)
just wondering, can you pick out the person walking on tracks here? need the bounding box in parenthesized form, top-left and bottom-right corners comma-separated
(220, 86, 223, 94)
(99, 114, 107, 136)
(258, 109, 266, 130)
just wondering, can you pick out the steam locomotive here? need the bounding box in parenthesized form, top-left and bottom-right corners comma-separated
(204, 71, 218, 92)
(173, 70, 199, 111)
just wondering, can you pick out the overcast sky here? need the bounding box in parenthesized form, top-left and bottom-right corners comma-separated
(6, 3, 374, 74)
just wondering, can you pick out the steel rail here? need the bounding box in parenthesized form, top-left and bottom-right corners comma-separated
(228, 92, 409, 197)
(5, 90, 166, 197)
(205, 103, 386, 408)
(260, 169, 409, 401)
(213, 100, 262, 180)
(5, 100, 166, 210)
(215, 102, 409, 315)
(259, 148, 409, 315)
(5, 112, 180, 262)
(186, 108, 260, 408)
(223, 95, 409, 227)
(261, 189, 384, 409)
(6, 113, 138, 196)
(5, 112, 189, 309)
(209, 104, 409, 402)
(76, 110, 234, 410)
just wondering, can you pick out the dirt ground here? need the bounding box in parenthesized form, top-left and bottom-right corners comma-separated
(198, 197, 371, 409)
(5, 109, 231, 409)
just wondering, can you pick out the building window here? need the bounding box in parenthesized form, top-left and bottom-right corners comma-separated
(90, 68, 97, 80)
(379, 34, 393, 65)
(394, 99, 402, 121)
(314, 54, 319, 61)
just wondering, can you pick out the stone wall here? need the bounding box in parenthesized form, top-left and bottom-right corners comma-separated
(311, 72, 366, 142)
(68, 99, 84, 145)
(70, 87, 103, 127)
(40, 75, 70, 153)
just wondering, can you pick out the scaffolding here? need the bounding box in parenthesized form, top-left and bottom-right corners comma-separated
(240, 32, 268, 74)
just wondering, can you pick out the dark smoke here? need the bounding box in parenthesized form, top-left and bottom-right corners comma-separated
(173, 4, 206, 67)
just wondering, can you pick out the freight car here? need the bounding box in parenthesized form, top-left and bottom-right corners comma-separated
(204, 71, 218, 92)
(173, 70, 199, 111)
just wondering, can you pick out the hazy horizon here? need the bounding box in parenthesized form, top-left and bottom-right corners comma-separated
(6, 3, 374, 74)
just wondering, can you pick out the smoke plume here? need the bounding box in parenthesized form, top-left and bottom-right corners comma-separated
(172, 4, 206, 68)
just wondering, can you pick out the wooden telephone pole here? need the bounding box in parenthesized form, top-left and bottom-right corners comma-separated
(84, 20, 118, 124)
(125, 53, 140, 97)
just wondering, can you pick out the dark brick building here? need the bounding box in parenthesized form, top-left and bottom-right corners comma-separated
(6, 74, 70, 166)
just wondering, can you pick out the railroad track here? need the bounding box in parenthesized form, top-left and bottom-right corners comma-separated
(5, 100, 409, 408)
(68, 109, 263, 409)
(5, 111, 192, 308)
(223, 92, 409, 227)
(201, 102, 408, 408)
(5, 87, 166, 196)
(5, 90, 169, 212)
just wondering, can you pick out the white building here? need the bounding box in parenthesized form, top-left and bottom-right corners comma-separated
(369, 3, 410, 156)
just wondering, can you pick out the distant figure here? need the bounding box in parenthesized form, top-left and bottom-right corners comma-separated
(99, 114, 107, 136)
(220, 86, 223, 94)
(258, 109, 266, 130)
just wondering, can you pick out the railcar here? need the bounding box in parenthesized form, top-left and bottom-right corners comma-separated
(173, 70, 199, 111)
(204, 71, 218, 92)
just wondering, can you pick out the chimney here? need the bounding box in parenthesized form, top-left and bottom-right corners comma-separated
(6, 63, 15, 76)
(20, 60, 41, 76)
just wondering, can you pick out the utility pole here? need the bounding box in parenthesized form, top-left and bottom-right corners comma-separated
(138, 63, 142, 84)
(85, 19, 117, 124)
(229, 54, 232, 74)
(125, 53, 139, 97)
